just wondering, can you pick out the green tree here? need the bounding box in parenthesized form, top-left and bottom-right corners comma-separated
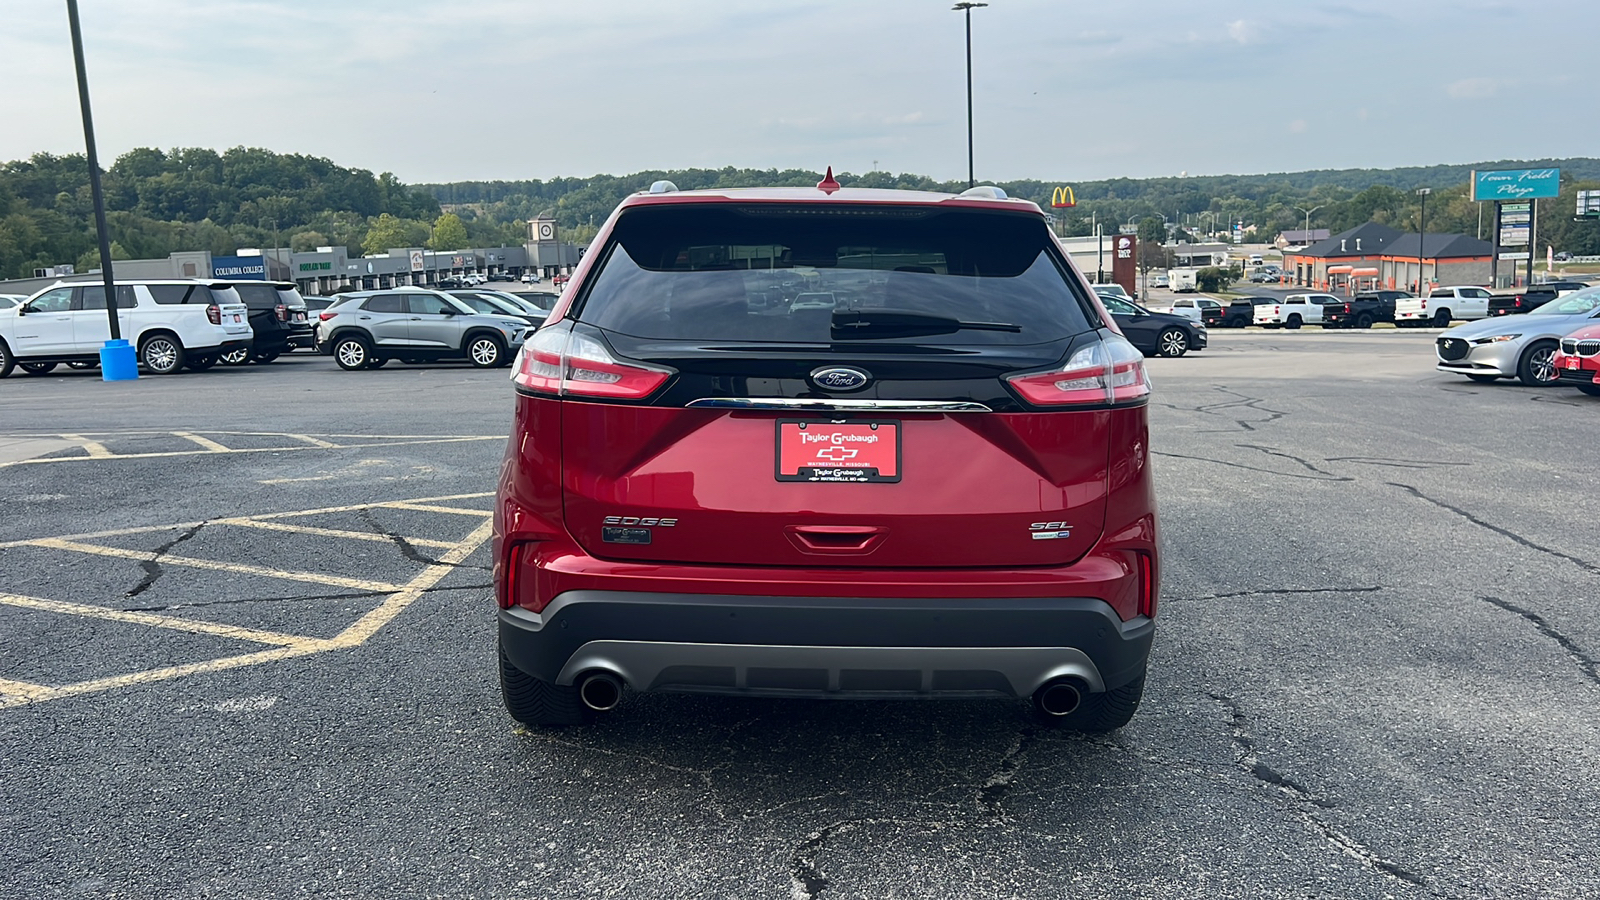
(428, 212, 468, 250)
(290, 230, 329, 252)
(362, 213, 413, 256)
(75, 241, 131, 271)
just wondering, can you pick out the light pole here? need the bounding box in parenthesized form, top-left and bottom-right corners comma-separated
(952, 2, 987, 189)
(1415, 187, 1431, 292)
(66, 0, 135, 380)
(1292, 204, 1323, 286)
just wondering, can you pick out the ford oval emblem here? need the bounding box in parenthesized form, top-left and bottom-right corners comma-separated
(810, 366, 870, 392)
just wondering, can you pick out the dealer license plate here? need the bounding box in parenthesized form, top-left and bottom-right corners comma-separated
(776, 420, 900, 483)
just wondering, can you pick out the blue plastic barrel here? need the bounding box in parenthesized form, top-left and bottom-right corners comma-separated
(100, 339, 139, 381)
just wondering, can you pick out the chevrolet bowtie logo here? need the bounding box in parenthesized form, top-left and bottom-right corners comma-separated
(813, 447, 860, 462)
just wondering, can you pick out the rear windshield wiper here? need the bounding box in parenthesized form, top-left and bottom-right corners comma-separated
(830, 308, 1022, 339)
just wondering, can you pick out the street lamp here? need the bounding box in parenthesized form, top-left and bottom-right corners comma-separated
(66, 0, 135, 380)
(952, 2, 987, 190)
(1415, 187, 1431, 292)
(1292, 204, 1324, 243)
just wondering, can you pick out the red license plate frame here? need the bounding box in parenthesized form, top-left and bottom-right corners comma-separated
(775, 419, 901, 483)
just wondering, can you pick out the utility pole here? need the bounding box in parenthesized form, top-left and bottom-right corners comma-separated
(952, 3, 987, 189)
(1416, 188, 1431, 292)
(66, 0, 136, 380)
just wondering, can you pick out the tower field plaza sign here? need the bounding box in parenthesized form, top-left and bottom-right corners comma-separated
(1471, 168, 1560, 202)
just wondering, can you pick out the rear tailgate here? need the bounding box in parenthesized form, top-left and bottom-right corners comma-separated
(549, 202, 1114, 569)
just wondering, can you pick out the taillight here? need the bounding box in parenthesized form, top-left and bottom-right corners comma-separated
(1004, 334, 1150, 407)
(206, 305, 221, 325)
(511, 325, 672, 399)
(1342, 304, 1352, 314)
(1137, 551, 1157, 618)
(1420, 299, 1427, 309)
(275, 303, 288, 322)
(499, 541, 547, 611)
(319, 311, 338, 321)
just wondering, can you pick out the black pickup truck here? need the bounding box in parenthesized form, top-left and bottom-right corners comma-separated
(1489, 281, 1589, 316)
(1204, 296, 1276, 328)
(1322, 290, 1411, 329)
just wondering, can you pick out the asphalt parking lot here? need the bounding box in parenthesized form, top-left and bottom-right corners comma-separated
(3, 331, 1598, 899)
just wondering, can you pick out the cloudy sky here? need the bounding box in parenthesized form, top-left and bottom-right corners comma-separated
(1, 0, 1593, 185)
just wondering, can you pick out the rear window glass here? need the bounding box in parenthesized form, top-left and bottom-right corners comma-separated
(230, 284, 304, 309)
(575, 206, 1093, 344)
(1430, 289, 1453, 298)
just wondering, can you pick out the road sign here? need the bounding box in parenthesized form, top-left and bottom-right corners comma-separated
(1578, 190, 1600, 216)
(1498, 251, 1530, 261)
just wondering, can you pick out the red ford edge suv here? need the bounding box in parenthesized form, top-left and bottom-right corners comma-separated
(493, 177, 1160, 731)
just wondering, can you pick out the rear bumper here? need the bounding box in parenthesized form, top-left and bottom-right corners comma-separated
(499, 591, 1154, 699)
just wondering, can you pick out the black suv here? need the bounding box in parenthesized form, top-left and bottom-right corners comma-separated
(215, 282, 312, 364)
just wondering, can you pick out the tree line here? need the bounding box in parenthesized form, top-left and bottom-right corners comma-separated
(5, 147, 1599, 282)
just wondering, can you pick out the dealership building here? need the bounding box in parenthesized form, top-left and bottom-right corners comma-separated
(0, 215, 582, 298)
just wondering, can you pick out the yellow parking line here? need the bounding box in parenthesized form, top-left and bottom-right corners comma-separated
(60, 433, 112, 458)
(379, 502, 494, 517)
(0, 644, 330, 710)
(172, 431, 233, 452)
(0, 677, 53, 702)
(0, 437, 502, 468)
(214, 517, 457, 549)
(285, 434, 340, 448)
(329, 519, 494, 646)
(0, 522, 206, 550)
(0, 516, 492, 711)
(0, 593, 312, 647)
(245, 491, 493, 521)
(29, 539, 404, 593)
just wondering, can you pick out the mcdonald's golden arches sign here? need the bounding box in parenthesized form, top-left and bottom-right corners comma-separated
(1050, 186, 1076, 208)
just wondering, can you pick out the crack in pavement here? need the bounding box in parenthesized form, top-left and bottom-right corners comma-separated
(1152, 451, 1350, 482)
(1325, 456, 1471, 470)
(1389, 483, 1600, 575)
(1237, 444, 1355, 481)
(359, 508, 441, 566)
(787, 816, 941, 900)
(1207, 692, 1429, 888)
(1482, 596, 1600, 688)
(124, 523, 206, 598)
(1168, 586, 1382, 603)
(975, 727, 1037, 816)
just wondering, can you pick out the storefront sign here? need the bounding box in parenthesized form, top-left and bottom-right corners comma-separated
(1471, 168, 1560, 202)
(299, 261, 332, 272)
(211, 255, 267, 280)
(1498, 251, 1530, 261)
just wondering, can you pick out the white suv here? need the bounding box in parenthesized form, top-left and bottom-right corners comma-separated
(0, 280, 252, 377)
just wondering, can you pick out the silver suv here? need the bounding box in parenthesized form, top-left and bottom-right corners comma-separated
(316, 287, 527, 370)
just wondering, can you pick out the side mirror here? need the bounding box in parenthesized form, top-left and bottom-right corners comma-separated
(439, 306, 457, 316)
(15, 304, 28, 316)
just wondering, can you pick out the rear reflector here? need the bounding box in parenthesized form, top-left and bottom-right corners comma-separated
(512, 326, 672, 400)
(1138, 551, 1157, 618)
(1005, 334, 1150, 407)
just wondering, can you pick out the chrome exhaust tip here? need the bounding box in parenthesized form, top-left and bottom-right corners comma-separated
(577, 672, 624, 712)
(1033, 678, 1085, 717)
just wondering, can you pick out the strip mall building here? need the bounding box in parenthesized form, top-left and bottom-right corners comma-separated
(1284, 224, 1492, 293)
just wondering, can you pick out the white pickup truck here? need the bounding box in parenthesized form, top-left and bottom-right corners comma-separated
(1394, 286, 1494, 328)
(1145, 296, 1221, 323)
(1253, 293, 1339, 328)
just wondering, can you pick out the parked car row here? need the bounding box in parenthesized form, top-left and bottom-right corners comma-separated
(0, 279, 554, 378)
(1437, 287, 1600, 391)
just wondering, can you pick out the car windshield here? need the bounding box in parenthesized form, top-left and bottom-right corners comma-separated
(577, 205, 1093, 345)
(1530, 289, 1600, 316)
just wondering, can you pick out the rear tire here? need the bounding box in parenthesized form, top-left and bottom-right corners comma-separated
(1432, 309, 1452, 328)
(253, 349, 281, 364)
(1039, 670, 1145, 733)
(1356, 313, 1374, 329)
(333, 336, 373, 371)
(367, 358, 388, 369)
(1285, 315, 1302, 330)
(1579, 385, 1600, 397)
(1517, 340, 1559, 387)
(138, 334, 185, 374)
(20, 362, 57, 375)
(499, 642, 589, 727)
(219, 348, 251, 366)
(186, 354, 219, 372)
(0, 339, 13, 378)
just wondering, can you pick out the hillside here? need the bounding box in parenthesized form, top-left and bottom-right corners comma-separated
(5, 149, 1598, 281)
